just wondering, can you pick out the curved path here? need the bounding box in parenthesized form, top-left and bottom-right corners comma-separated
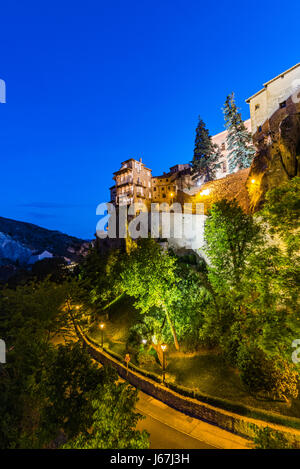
(136, 390, 249, 449)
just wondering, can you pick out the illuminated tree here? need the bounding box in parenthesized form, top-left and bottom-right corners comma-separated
(191, 116, 221, 182)
(223, 93, 255, 172)
(121, 238, 180, 350)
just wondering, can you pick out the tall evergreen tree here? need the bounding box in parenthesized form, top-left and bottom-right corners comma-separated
(191, 116, 221, 182)
(223, 93, 256, 173)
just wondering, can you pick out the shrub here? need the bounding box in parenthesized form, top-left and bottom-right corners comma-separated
(137, 350, 157, 368)
(254, 426, 293, 449)
(237, 346, 299, 401)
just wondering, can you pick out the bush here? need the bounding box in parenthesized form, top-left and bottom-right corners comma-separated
(237, 346, 299, 401)
(137, 350, 157, 367)
(254, 426, 293, 449)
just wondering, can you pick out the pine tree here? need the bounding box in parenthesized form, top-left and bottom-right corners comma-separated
(223, 93, 256, 173)
(191, 116, 221, 182)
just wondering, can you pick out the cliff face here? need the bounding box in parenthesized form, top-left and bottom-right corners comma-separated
(0, 232, 34, 264)
(247, 96, 300, 211)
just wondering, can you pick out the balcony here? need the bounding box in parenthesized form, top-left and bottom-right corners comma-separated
(117, 178, 133, 187)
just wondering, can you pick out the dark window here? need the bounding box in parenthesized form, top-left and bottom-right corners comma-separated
(153, 187, 156, 191)
(221, 143, 226, 151)
(280, 101, 287, 109)
(255, 104, 260, 111)
(258, 126, 262, 132)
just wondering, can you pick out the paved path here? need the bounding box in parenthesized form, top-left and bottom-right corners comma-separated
(136, 391, 250, 449)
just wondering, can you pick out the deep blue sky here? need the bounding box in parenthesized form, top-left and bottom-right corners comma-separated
(0, 0, 299, 239)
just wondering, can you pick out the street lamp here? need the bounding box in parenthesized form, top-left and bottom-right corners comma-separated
(170, 192, 174, 205)
(100, 322, 105, 348)
(161, 343, 167, 384)
(141, 338, 147, 345)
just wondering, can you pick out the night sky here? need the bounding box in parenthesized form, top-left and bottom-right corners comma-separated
(0, 0, 299, 239)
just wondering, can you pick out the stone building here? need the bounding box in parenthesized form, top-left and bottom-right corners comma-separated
(246, 63, 300, 210)
(246, 63, 300, 142)
(110, 158, 152, 208)
(152, 164, 193, 205)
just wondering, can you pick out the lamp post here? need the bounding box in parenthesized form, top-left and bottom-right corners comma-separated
(170, 193, 174, 206)
(100, 322, 105, 348)
(161, 343, 167, 385)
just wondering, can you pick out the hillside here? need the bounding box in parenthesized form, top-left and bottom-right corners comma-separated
(0, 216, 90, 266)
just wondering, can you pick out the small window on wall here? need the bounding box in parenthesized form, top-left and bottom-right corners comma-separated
(153, 187, 156, 191)
(255, 104, 260, 111)
(222, 162, 227, 173)
(258, 126, 262, 133)
(280, 101, 287, 109)
(162, 194, 166, 198)
(221, 143, 226, 151)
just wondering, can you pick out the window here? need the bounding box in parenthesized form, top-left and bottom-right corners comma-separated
(222, 161, 227, 173)
(154, 187, 157, 191)
(221, 142, 226, 151)
(280, 101, 287, 109)
(255, 104, 260, 111)
(258, 126, 262, 133)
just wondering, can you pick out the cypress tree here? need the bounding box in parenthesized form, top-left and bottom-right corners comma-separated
(191, 116, 221, 182)
(223, 93, 256, 173)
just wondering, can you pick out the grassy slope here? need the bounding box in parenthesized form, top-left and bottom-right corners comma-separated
(89, 295, 300, 420)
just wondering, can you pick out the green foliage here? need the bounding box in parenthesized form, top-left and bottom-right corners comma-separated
(121, 238, 180, 349)
(121, 238, 207, 350)
(253, 426, 293, 449)
(201, 197, 300, 397)
(191, 116, 221, 182)
(237, 346, 298, 401)
(78, 247, 124, 314)
(223, 92, 255, 172)
(31, 257, 68, 283)
(63, 380, 149, 449)
(262, 176, 300, 254)
(0, 279, 148, 449)
(205, 199, 260, 287)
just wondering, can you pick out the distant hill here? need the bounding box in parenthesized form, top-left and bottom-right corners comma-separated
(0, 216, 90, 268)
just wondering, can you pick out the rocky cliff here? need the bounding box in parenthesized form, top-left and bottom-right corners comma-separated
(247, 96, 300, 211)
